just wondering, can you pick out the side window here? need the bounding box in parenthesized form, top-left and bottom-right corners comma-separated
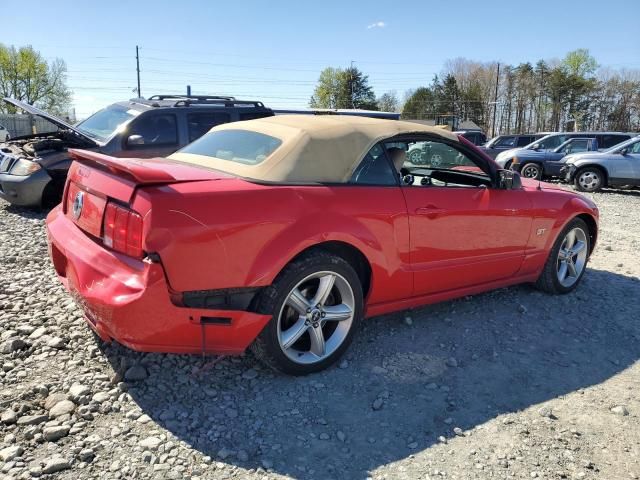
(351, 144, 397, 186)
(239, 112, 274, 121)
(516, 136, 532, 147)
(600, 134, 628, 149)
(565, 139, 589, 154)
(187, 113, 231, 142)
(496, 136, 516, 147)
(128, 114, 178, 147)
(630, 141, 640, 154)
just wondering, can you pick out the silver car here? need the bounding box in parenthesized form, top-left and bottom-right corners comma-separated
(561, 135, 640, 192)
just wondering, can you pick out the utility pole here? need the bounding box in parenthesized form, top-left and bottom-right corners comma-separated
(136, 45, 142, 98)
(187, 85, 191, 96)
(537, 64, 545, 131)
(491, 62, 500, 137)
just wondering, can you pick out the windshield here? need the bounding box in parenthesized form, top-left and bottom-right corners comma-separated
(76, 105, 139, 142)
(605, 136, 640, 153)
(177, 129, 282, 165)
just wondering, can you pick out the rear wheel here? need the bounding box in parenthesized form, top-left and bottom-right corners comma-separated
(407, 148, 425, 165)
(251, 252, 363, 375)
(521, 162, 542, 180)
(535, 218, 590, 294)
(574, 167, 604, 192)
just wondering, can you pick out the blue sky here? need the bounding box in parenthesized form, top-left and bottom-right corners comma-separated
(4, 0, 639, 118)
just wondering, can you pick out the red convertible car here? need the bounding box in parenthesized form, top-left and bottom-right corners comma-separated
(46, 116, 598, 375)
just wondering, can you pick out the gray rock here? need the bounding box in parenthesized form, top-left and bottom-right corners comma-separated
(217, 447, 234, 460)
(319, 433, 330, 440)
(372, 398, 384, 411)
(78, 448, 95, 462)
(337, 430, 346, 442)
(49, 400, 75, 418)
(42, 456, 71, 474)
(611, 405, 629, 416)
(241, 369, 259, 380)
(43, 425, 70, 442)
(124, 365, 148, 381)
(1, 337, 28, 354)
(445, 357, 458, 368)
(46, 336, 66, 349)
(0, 445, 24, 462)
(92, 391, 111, 403)
(139, 436, 162, 450)
(44, 392, 69, 410)
(538, 406, 553, 418)
(237, 450, 249, 462)
(338, 360, 349, 369)
(1, 409, 17, 425)
(29, 327, 47, 339)
(16, 414, 48, 426)
(68, 384, 91, 399)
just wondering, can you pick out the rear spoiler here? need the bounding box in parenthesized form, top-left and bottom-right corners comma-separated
(68, 149, 178, 184)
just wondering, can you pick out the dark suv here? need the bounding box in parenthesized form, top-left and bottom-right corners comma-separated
(481, 133, 550, 159)
(0, 95, 274, 207)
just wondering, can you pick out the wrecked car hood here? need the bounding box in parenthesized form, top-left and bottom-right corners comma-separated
(3, 97, 97, 146)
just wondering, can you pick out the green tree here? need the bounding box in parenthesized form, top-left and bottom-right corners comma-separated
(0, 44, 71, 116)
(377, 91, 399, 112)
(310, 66, 377, 110)
(401, 87, 437, 119)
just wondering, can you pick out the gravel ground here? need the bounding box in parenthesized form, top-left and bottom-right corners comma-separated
(0, 188, 639, 480)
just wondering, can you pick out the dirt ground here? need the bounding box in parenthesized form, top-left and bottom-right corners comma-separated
(0, 187, 639, 480)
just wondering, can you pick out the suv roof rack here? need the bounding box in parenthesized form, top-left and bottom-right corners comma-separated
(140, 94, 265, 108)
(148, 94, 236, 101)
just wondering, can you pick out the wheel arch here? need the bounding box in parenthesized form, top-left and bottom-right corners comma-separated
(284, 241, 373, 299)
(575, 213, 598, 255)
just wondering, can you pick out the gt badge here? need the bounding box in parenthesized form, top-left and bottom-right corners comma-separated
(536, 228, 546, 236)
(72, 191, 84, 220)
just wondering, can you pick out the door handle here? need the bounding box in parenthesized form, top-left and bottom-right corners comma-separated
(415, 205, 444, 218)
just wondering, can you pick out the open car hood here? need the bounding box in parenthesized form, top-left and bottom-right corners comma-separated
(3, 97, 97, 145)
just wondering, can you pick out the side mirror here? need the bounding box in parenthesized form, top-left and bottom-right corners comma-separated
(532, 143, 541, 151)
(498, 169, 522, 190)
(127, 134, 145, 146)
(619, 148, 628, 155)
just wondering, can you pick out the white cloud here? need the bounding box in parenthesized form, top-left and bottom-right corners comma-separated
(367, 21, 386, 29)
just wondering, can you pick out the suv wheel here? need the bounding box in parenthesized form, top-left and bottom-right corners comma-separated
(574, 167, 604, 192)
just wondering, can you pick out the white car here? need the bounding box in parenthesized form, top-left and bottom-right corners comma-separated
(0, 124, 9, 142)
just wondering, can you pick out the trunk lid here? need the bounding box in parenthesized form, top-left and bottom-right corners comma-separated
(65, 149, 230, 239)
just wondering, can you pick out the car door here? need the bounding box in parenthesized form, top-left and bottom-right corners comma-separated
(610, 140, 640, 184)
(396, 137, 533, 296)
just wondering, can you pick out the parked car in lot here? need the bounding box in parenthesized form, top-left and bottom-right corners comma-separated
(561, 135, 640, 192)
(0, 123, 9, 142)
(482, 133, 549, 159)
(46, 115, 599, 375)
(454, 130, 487, 146)
(510, 137, 599, 179)
(0, 95, 274, 207)
(495, 132, 634, 169)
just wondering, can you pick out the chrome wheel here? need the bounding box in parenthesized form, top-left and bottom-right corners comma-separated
(408, 149, 424, 164)
(556, 227, 588, 288)
(430, 153, 443, 167)
(578, 170, 601, 191)
(521, 163, 541, 179)
(277, 271, 355, 365)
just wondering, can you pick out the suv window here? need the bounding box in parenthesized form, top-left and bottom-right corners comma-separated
(537, 135, 566, 150)
(598, 134, 629, 149)
(351, 144, 397, 186)
(516, 136, 533, 147)
(562, 139, 590, 154)
(495, 136, 516, 147)
(187, 113, 231, 142)
(128, 114, 178, 146)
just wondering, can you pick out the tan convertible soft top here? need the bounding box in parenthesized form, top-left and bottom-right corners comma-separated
(169, 114, 460, 183)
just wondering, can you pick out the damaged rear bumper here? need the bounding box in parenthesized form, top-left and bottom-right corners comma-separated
(45, 205, 270, 355)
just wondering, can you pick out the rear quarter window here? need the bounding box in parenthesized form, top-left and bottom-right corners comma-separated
(178, 129, 282, 165)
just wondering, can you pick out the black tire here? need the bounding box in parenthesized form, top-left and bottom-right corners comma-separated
(520, 162, 542, 180)
(573, 167, 604, 192)
(535, 217, 590, 294)
(251, 251, 363, 375)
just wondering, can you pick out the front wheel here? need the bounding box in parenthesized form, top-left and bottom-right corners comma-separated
(251, 252, 363, 375)
(521, 162, 542, 180)
(574, 167, 604, 192)
(535, 218, 590, 294)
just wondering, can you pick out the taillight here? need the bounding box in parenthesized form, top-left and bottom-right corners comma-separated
(103, 202, 144, 257)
